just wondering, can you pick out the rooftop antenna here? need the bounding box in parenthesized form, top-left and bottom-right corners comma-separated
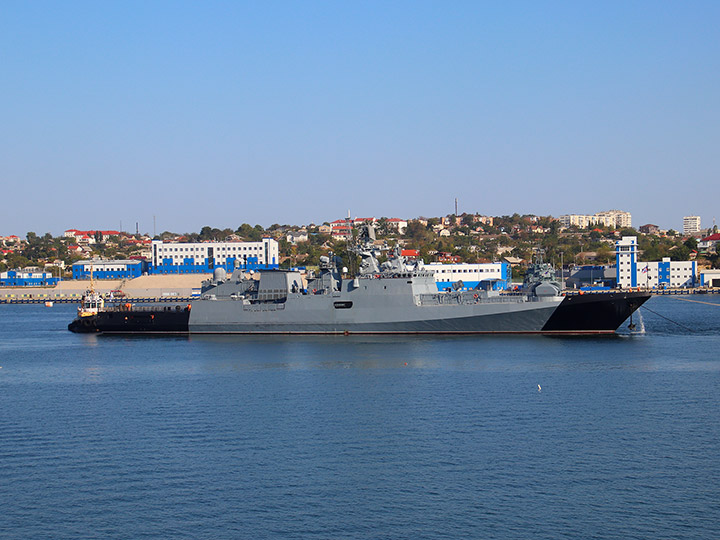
(153, 215, 156, 237)
(120, 220, 122, 233)
(136, 222, 139, 235)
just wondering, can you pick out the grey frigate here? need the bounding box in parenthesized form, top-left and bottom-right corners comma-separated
(69, 225, 650, 335)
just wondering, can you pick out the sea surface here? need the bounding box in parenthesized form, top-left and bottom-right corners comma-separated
(1, 296, 719, 539)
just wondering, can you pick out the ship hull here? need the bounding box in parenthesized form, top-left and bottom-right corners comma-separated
(68, 292, 651, 335)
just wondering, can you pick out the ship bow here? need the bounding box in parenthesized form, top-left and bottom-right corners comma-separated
(541, 291, 651, 334)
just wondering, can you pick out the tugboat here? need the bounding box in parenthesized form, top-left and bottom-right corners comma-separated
(69, 225, 651, 335)
(68, 270, 106, 331)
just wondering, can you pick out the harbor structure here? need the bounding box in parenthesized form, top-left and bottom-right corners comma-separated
(425, 262, 511, 291)
(683, 216, 701, 235)
(700, 269, 720, 288)
(72, 259, 147, 280)
(565, 265, 616, 289)
(150, 238, 279, 274)
(615, 236, 696, 289)
(0, 269, 61, 287)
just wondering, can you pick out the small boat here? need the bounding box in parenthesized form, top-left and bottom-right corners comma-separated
(77, 266, 104, 318)
(45, 301, 54, 307)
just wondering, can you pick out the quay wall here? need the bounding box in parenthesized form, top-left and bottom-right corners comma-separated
(0, 274, 210, 302)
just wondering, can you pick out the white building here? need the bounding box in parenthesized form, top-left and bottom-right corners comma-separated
(683, 216, 701, 235)
(700, 269, 720, 288)
(150, 238, 279, 274)
(615, 236, 696, 289)
(596, 210, 632, 229)
(425, 262, 511, 291)
(286, 231, 309, 244)
(560, 210, 632, 229)
(559, 214, 595, 228)
(386, 218, 408, 234)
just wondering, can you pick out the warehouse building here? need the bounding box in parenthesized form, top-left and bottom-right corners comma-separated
(425, 262, 511, 291)
(150, 238, 279, 274)
(0, 269, 61, 287)
(72, 260, 147, 280)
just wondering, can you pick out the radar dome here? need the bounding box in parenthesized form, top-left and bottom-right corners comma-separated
(213, 267, 227, 282)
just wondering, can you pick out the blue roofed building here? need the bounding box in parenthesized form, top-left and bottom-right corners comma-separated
(149, 238, 279, 274)
(0, 269, 62, 287)
(72, 259, 147, 280)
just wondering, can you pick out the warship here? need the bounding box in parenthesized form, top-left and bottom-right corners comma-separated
(69, 225, 650, 335)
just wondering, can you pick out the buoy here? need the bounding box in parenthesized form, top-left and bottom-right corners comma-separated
(537, 384, 542, 392)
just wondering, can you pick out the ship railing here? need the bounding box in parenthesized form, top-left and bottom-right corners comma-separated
(102, 304, 191, 313)
(416, 293, 530, 306)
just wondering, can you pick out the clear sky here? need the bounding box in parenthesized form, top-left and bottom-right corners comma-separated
(2, 1, 718, 236)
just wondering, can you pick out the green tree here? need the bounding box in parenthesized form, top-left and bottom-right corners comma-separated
(6, 253, 30, 269)
(671, 245, 691, 261)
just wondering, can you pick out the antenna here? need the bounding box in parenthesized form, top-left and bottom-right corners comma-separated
(136, 222, 139, 235)
(153, 215, 156, 237)
(455, 198, 458, 216)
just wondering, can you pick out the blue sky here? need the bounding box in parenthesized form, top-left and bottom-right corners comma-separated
(2, 1, 718, 236)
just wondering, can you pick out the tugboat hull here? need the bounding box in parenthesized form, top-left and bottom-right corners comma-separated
(68, 306, 191, 333)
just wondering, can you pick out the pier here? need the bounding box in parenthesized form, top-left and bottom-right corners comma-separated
(0, 296, 195, 305)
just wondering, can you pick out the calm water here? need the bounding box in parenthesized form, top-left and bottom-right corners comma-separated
(1, 297, 719, 539)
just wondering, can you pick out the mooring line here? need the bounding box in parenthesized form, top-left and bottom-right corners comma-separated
(640, 305, 694, 332)
(671, 297, 720, 307)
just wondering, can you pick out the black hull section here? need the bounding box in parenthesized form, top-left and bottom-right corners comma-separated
(68, 308, 190, 333)
(541, 291, 651, 333)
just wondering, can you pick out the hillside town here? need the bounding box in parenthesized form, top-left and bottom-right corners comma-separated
(2, 210, 720, 291)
